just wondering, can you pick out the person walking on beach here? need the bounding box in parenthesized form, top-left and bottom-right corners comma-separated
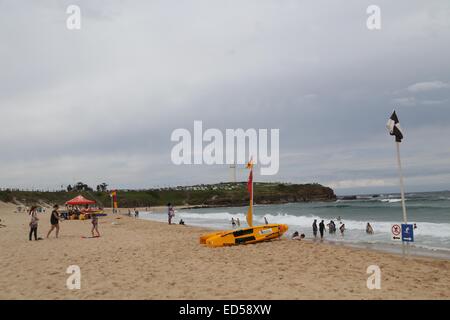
(167, 203, 175, 225)
(264, 217, 269, 225)
(91, 213, 100, 237)
(47, 205, 62, 238)
(29, 206, 39, 241)
(231, 217, 236, 228)
(134, 209, 139, 218)
(319, 220, 325, 240)
(236, 218, 240, 227)
(312, 219, 318, 238)
(366, 222, 374, 234)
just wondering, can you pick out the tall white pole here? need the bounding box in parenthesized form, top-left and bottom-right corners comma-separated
(396, 141, 408, 256)
(396, 142, 407, 224)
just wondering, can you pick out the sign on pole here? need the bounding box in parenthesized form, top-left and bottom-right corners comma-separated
(401, 223, 414, 242)
(391, 224, 401, 241)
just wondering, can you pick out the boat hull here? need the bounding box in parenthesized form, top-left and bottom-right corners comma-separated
(201, 224, 288, 247)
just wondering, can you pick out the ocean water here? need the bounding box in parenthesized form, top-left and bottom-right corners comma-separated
(139, 191, 450, 259)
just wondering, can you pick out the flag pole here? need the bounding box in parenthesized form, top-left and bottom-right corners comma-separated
(251, 166, 254, 216)
(395, 141, 408, 256)
(396, 142, 407, 224)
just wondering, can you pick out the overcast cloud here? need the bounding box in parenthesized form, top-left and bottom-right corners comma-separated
(0, 0, 449, 195)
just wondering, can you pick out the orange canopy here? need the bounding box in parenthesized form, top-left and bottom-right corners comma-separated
(65, 195, 96, 206)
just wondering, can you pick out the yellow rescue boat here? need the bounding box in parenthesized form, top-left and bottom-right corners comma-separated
(200, 159, 288, 247)
(201, 224, 288, 247)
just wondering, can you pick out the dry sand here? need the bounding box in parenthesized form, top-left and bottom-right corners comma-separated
(0, 201, 449, 300)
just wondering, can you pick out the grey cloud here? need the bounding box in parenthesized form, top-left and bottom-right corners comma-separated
(1, 0, 450, 194)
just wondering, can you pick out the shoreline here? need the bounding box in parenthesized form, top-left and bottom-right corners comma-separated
(1, 202, 449, 299)
(138, 212, 450, 261)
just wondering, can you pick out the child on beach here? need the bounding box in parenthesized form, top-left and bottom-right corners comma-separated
(91, 213, 100, 237)
(47, 204, 62, 238)
(29, 206, 39, 241)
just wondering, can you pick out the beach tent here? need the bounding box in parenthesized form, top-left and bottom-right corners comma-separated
(65, 195, 96, 206)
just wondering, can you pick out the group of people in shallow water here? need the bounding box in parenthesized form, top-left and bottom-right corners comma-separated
(28, 204, 100, 241)
(311, 218, 373, 240)
(231, 216, 270, 228)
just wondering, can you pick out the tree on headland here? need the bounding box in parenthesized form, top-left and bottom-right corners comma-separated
(67, 184, 73, 192)
(98, 183, 108, 192)
(74, 182, 93, 192)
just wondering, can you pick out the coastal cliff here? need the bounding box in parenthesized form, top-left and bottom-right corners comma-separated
(0, 182, 336, 208)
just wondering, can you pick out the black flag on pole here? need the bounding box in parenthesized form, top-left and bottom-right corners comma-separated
(386, 110, 404, 142)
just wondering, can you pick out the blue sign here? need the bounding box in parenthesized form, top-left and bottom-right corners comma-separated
(401, 224, 414, 242)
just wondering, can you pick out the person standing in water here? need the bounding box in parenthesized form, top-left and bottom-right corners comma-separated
(264, 217, 269, 225)
(339, 223, 345, 235)
(319, 220, 325, 240)
(29, 206, 39, 241)
(231, 217, 236, 228)
(47, 204, 62, 238)
(312, 219, 318, 238)
(236, 218, 240, 227)
(366, 222, 374, 234)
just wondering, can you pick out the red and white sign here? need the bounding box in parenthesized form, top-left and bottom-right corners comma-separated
(391, 224, 401, 241)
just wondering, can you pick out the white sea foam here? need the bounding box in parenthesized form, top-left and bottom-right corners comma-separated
(176, 211, 450, 239)
(380, 199, 402, 203)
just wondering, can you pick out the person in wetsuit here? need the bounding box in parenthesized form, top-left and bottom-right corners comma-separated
(319, 220, 325, 239)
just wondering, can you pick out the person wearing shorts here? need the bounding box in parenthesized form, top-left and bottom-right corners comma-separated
(91, 213, 100, 237)
(47, 204, 62, 238)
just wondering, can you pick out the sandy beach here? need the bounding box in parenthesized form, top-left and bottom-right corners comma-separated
(0, 201, 449, 300)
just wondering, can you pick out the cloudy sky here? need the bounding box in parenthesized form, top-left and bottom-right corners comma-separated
(1, 0, 449, 195)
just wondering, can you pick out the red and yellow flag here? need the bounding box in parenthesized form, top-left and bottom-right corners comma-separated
(110, 190, 118, 209)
